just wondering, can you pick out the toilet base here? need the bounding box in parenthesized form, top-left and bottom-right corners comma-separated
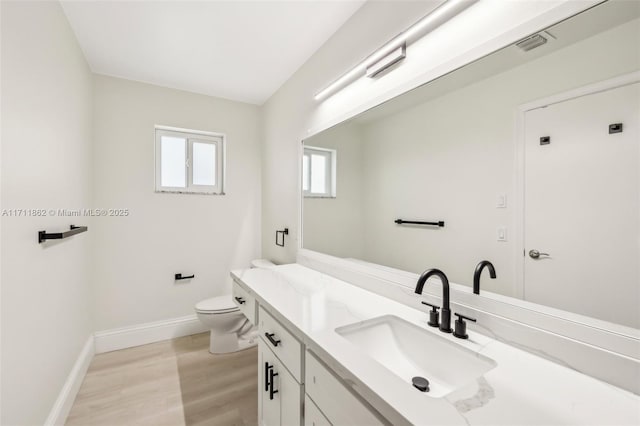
(208, 328, 258, 354)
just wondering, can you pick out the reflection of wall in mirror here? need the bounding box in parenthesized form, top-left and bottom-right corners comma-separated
(303, 18, 640, 298)
(303, 122, 365, 258)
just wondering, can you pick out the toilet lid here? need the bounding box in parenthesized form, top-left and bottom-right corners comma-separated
(195, 295, 239, 313)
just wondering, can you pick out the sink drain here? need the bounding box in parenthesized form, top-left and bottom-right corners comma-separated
(412, 376, 430, 392)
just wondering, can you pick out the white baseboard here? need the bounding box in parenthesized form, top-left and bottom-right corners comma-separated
(94, 314, 207, 354)
(44, 335, 95, 426)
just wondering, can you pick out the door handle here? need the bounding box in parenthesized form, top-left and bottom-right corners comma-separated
(529, 249, 550, 259)
(234, 296, 246, 305)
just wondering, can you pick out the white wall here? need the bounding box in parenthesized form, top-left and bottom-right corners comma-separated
(1, 2, 94, 424)
(303, 122, 364, 258)
(261, 0, 600, 265)
(92, 75, 261, 330)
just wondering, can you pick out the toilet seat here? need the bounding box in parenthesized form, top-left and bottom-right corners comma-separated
(195, 295, 239, 314)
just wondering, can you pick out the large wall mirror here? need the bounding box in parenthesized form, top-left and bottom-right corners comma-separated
(302, 1, 640, 331)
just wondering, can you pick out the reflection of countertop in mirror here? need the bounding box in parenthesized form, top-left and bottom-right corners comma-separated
(232, 264, 639, 426)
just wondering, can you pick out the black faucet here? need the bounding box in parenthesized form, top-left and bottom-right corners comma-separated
(415, 269, 452, 333)
(473, 261, 496, 294)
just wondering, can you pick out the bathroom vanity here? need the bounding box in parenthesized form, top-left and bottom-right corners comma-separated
(232, 264, 639, 426)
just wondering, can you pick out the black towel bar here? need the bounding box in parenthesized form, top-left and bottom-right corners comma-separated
(394, 219, 445, 227)
(175, 273, 195, 280)
(38, 225, 88, 243)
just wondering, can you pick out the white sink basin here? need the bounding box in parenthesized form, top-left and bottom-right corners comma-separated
(335, 315, 496, 397)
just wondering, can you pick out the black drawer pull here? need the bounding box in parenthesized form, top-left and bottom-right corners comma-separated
(264, 362, 272, 392)
(269, 367, 279, 400)
(234, 296, 246, 305)
(265, 332, 281, 347)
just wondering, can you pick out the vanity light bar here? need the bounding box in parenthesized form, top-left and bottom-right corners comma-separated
(314, 0, 478, 101)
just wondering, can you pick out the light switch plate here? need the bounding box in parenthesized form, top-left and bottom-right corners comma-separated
(496, 193, 507, 208)
(497, 227, 507, 242)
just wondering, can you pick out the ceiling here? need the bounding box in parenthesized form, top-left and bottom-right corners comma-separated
(61, 1, 365, 105)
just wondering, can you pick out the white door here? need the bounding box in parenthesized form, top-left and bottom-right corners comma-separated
(523, 82, 639, 328)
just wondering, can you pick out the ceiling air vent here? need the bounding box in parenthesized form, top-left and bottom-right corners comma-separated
(516, 33, 549, 52)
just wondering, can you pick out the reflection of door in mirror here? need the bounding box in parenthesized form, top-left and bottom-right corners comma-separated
(523, 82, 639, 328)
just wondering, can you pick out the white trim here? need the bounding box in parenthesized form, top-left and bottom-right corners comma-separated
(94, 314, 207, 354)
(155, 124, 225, 139)
(299, 140, 305, 252)
(44, 335, 95, 426)
(513, 71, 640, 298)
(518, 71, 640, 113)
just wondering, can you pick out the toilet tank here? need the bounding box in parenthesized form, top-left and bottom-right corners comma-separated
(250, 259, 276, 269)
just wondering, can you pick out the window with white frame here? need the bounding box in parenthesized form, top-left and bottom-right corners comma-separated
(155, 127, 224, 194)
(303, 146, 336, 197)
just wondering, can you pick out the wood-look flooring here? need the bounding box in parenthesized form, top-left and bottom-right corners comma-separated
(66, 333, 258, 426)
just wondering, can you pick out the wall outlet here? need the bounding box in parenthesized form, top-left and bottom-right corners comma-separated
(496, 193, 507, 208)
(497, 227, 507, 242)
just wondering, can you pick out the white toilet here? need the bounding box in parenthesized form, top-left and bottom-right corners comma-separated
(195, 259, 275, 354)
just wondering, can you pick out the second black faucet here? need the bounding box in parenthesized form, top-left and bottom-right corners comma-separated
(473, 260, 496, 295)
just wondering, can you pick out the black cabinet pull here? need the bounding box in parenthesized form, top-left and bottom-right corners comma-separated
(264, 362, 272, 392)
(265, 332, 281, 347)
(269, 367, 279, 400)
(235, 296, 246, 305)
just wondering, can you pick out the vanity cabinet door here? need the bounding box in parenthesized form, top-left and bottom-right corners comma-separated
(258, 339, 302, 426)
(304, 395, 331, 426)
(305, 350, 384, 426)
(258, 341, 280, 426)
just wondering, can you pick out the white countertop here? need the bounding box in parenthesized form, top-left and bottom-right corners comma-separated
(232, 264, 640, 426)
